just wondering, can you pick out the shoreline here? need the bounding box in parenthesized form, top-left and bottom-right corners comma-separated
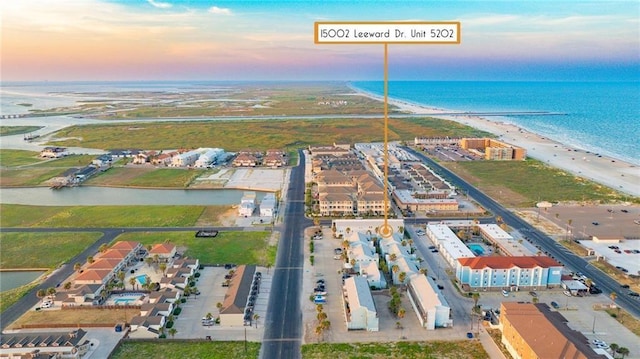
(350, 85, 639, 198)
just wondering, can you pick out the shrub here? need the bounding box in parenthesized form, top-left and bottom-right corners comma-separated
(173, 307, 182, 315)
(310, 255, 314, 266)
(165, 321, 174, 328)
(194, 272, 201, 278)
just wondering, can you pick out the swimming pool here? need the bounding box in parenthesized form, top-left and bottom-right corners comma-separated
(111, 293, 143, 305)
(136, 274, 148, 285)
(114, 298, 136, 305)
(468, 244, 485, 255)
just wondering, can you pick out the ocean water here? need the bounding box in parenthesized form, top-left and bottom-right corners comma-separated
(352, 81, 640, 166)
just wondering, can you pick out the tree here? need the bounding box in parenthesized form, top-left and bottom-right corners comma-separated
(216, 302, 223, 311)
(342, 240, 350, 250)
(86, 256, 94, 264)
(610, 292, 618, 302)
(206, 312, 213, 320)
(391, 265, 399, 275)
(99, 243, 108, 253)
(532, 297, 539, 304)
(314, 325, 323, 341)
(168, 328, 177, 338)
(145, 257, 153, 267)
(74, 263, 82, 272)
(129, 277, 137, 291)
(398, 271, 407, 284)
(46, 287, 56, 300)
(389, 253, 397, 262)
(317, 311, 327, 323)
(253, 313, 260, 328)
(183, 287, 191, 297)
(192, 286, 199, 299)
(153, 254, 160, 263)
(617, 347, 630, 359)
(398, 307, 406, 319)
(36, 289, 46, 300)
(419, 268, 428, 276)
(64, 282, 72, 290)
(610, 343, 619, 356)
(472, 292, 480, 309)
(316, 304, 323, 313)
(117, 270, 125, 282)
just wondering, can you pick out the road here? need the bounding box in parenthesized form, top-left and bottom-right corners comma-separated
(405, 146, 640, 318)
(260, 149, 309, 359)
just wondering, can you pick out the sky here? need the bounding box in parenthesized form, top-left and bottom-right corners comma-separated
(1, 0, 639, 81)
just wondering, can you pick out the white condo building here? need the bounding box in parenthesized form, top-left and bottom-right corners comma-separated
(342, 276, 379, 331)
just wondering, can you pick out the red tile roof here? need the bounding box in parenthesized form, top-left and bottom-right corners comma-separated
(98, 249, 129, 260)
(75, 269, 112, 282)
(149, 243, 176, 254)
(87, 258, 121, 270)
(457, 256, 561, 269)
(110, 241, 141, 251)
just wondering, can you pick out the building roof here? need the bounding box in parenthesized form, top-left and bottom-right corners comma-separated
(409, 274, 449, 311)
(87, 258, 121, 270)
(98, 248, 129, 260)
(501, 302, 606, 359)
(0, 329, 87, 349)
(149, 243, 176, 255)
(457, 256, 562, 269)
(220, 265, 256, 315)
(74, 269, 112, 282)
(344, 276, 376, 313)
(110, 241, 141, 251)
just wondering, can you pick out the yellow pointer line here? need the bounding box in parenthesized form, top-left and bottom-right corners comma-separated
(383, 43, 389, 232)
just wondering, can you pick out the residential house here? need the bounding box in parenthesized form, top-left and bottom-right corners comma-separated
(149, 288, 181, 304)
(50, 168, 79, 186)
(74, 269, 113, 286)
(140, 302, 174, 317)
(0, 329, 90, 359)
(342, 276, 379, 331)
(232, 153, 259, 167)
(170, 149, 202, 167)
(40, 147, 68, 158)
(407, 274, 452, 329)
(149, 243, 177, 261)
(260, 193, 277, 217)
(129, 315, 165, 338)
(92, 154, 112, 167)
(151, 152, 175, 166)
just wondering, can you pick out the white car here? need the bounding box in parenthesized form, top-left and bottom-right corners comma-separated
(40, 302, 52, 309)
(502, 290, 510, 297)
(592, 339, 606, 346)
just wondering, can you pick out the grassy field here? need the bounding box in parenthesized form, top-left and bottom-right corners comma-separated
(301, 341, 489, 359)
(47, 117, 489, 151)
(0, 149, 45, 167)
(10, 308, 141, 329)
(0, 204, 225, 227)
(31, 154, 96, 168)
(86, 167, 207, 187)
(442, 159, 628, 207)
(0, 168, 65, 186)
(604, 307, 640, 337)
(559, 239, 589, 257)
(110, 341, 261, 359)
(0, 232, 102, 269)
(113, 231, 276, 266)
(0, 282, 40, 314)
(0, 126, 42, 137)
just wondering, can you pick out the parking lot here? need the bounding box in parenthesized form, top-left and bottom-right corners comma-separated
(540, 204, 640, 239)
(172, 266, 271, 341)
(302, 227, 479, 344)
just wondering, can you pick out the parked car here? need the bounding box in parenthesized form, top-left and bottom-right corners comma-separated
(502, 290, 509, 297)
(621, 284, 630, 289)
(466, 332, 473, 339)
(550, 301, 559, 309)
(563, 291, 572, 297)
(628, 292, 639, 297)
(529, 291, 537, 297)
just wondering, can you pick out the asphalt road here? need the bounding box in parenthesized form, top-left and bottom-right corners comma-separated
(405, 146, 640, 318)
(260, 149, 309, 359)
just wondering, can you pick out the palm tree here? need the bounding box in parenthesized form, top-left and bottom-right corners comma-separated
(401, 240, 407, 247)
(532, 297, 539, 304)
(74, 263, 82, 272)
(167, 314, 174, 324)
(316, 304, 323, 313)
(398, 307, 406, 319)
(168, 328, 177, 338)
(145, 257, 153, 267)
(159, 263, 167, 276)
(129, 277, 137, 291)
(419, 268, 428, 276)
(315, 325, 323, 341)
(36, 289, 46, 300)
(117, 270, 125, 283)
(153, 254, 160, 263)
(206, 312, 213, 320)
(617, 347, 630, 359)
(391, 265, 399, 274)
(472, 292, 480, 309)
(86, 256, 94, 264)
(192, 286, 199, 299)
(253, 313, 260, 328)
(609, 343, 619, 356)
(183, 287, 191, 298)
(317, 311, 327, 323)
(342, 240, 350, 250)
(64, 282, 72, 290)
(46, 287, 56, 300)
(389, 253, 397, 262)
(398, 272, 407, 284)
(216, 302, 223, 312)
(99, 243, 108, 253)
(610, 292, 618, 302)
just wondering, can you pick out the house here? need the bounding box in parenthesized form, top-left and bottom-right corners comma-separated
(499, 302, 606, 359)
(172, 258, 199, 271)
(238, 192, 256, 217)
(149, 243, 177, 261)
(92, 154, 113, 167)
(109, 149, 141, 158)
(140, 302, 174, 317)
(132, 152, 153, 164)
(62, 284, 102, 305)
(149, 288, 181, 304)
(232, 153, 259, 167)
(342, 276, 379, 331)
(110, 241, 143, 255)
(171, 149, 202, 167)
(194, 148, 225, 168)
(98, 248, 134, 266)
(260, 193, 277, 217)
(0, 329, 90, 359)
(86, 258, 121, 272)
(74, 269, 113, 285)
(456, 256, 563, 291)
(220, 265, 256, 326)
(74, 165, 98, 182)
(129, 315, 165, 338)
(151, 152, 175, 166)
(358, 261, 386, 289)
(346, 242, 379, 272)
(407, 274, 452, 329)
(50, 168, 79, 186)
(160, 275, 189, 290)
(263, 153, 285, 167)
(40, 147, 68, 158)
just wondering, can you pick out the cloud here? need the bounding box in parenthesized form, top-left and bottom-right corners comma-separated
(208, 6, 231, 15)
(147, 0, 172, 9)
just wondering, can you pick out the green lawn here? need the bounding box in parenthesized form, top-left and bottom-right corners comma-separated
(110, 341, 260, 359)
(0, 232, 102, 269)
(47, 117, 490, 152)
(443, 159, 630, 207)
(31, 154, 96, 168)
(0, 204, 211, 228)
(0, 149, 44, 167)
(86, 167, 207, 187)
(0, 282, 39, 313)
(113, 231, 275, 266)
(302, 341, 489, 359)
(0, 168, 65, 186)
(0, 126, 42, 137)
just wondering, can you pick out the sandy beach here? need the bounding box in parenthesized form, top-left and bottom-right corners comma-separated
(356, 89, 639, 198)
